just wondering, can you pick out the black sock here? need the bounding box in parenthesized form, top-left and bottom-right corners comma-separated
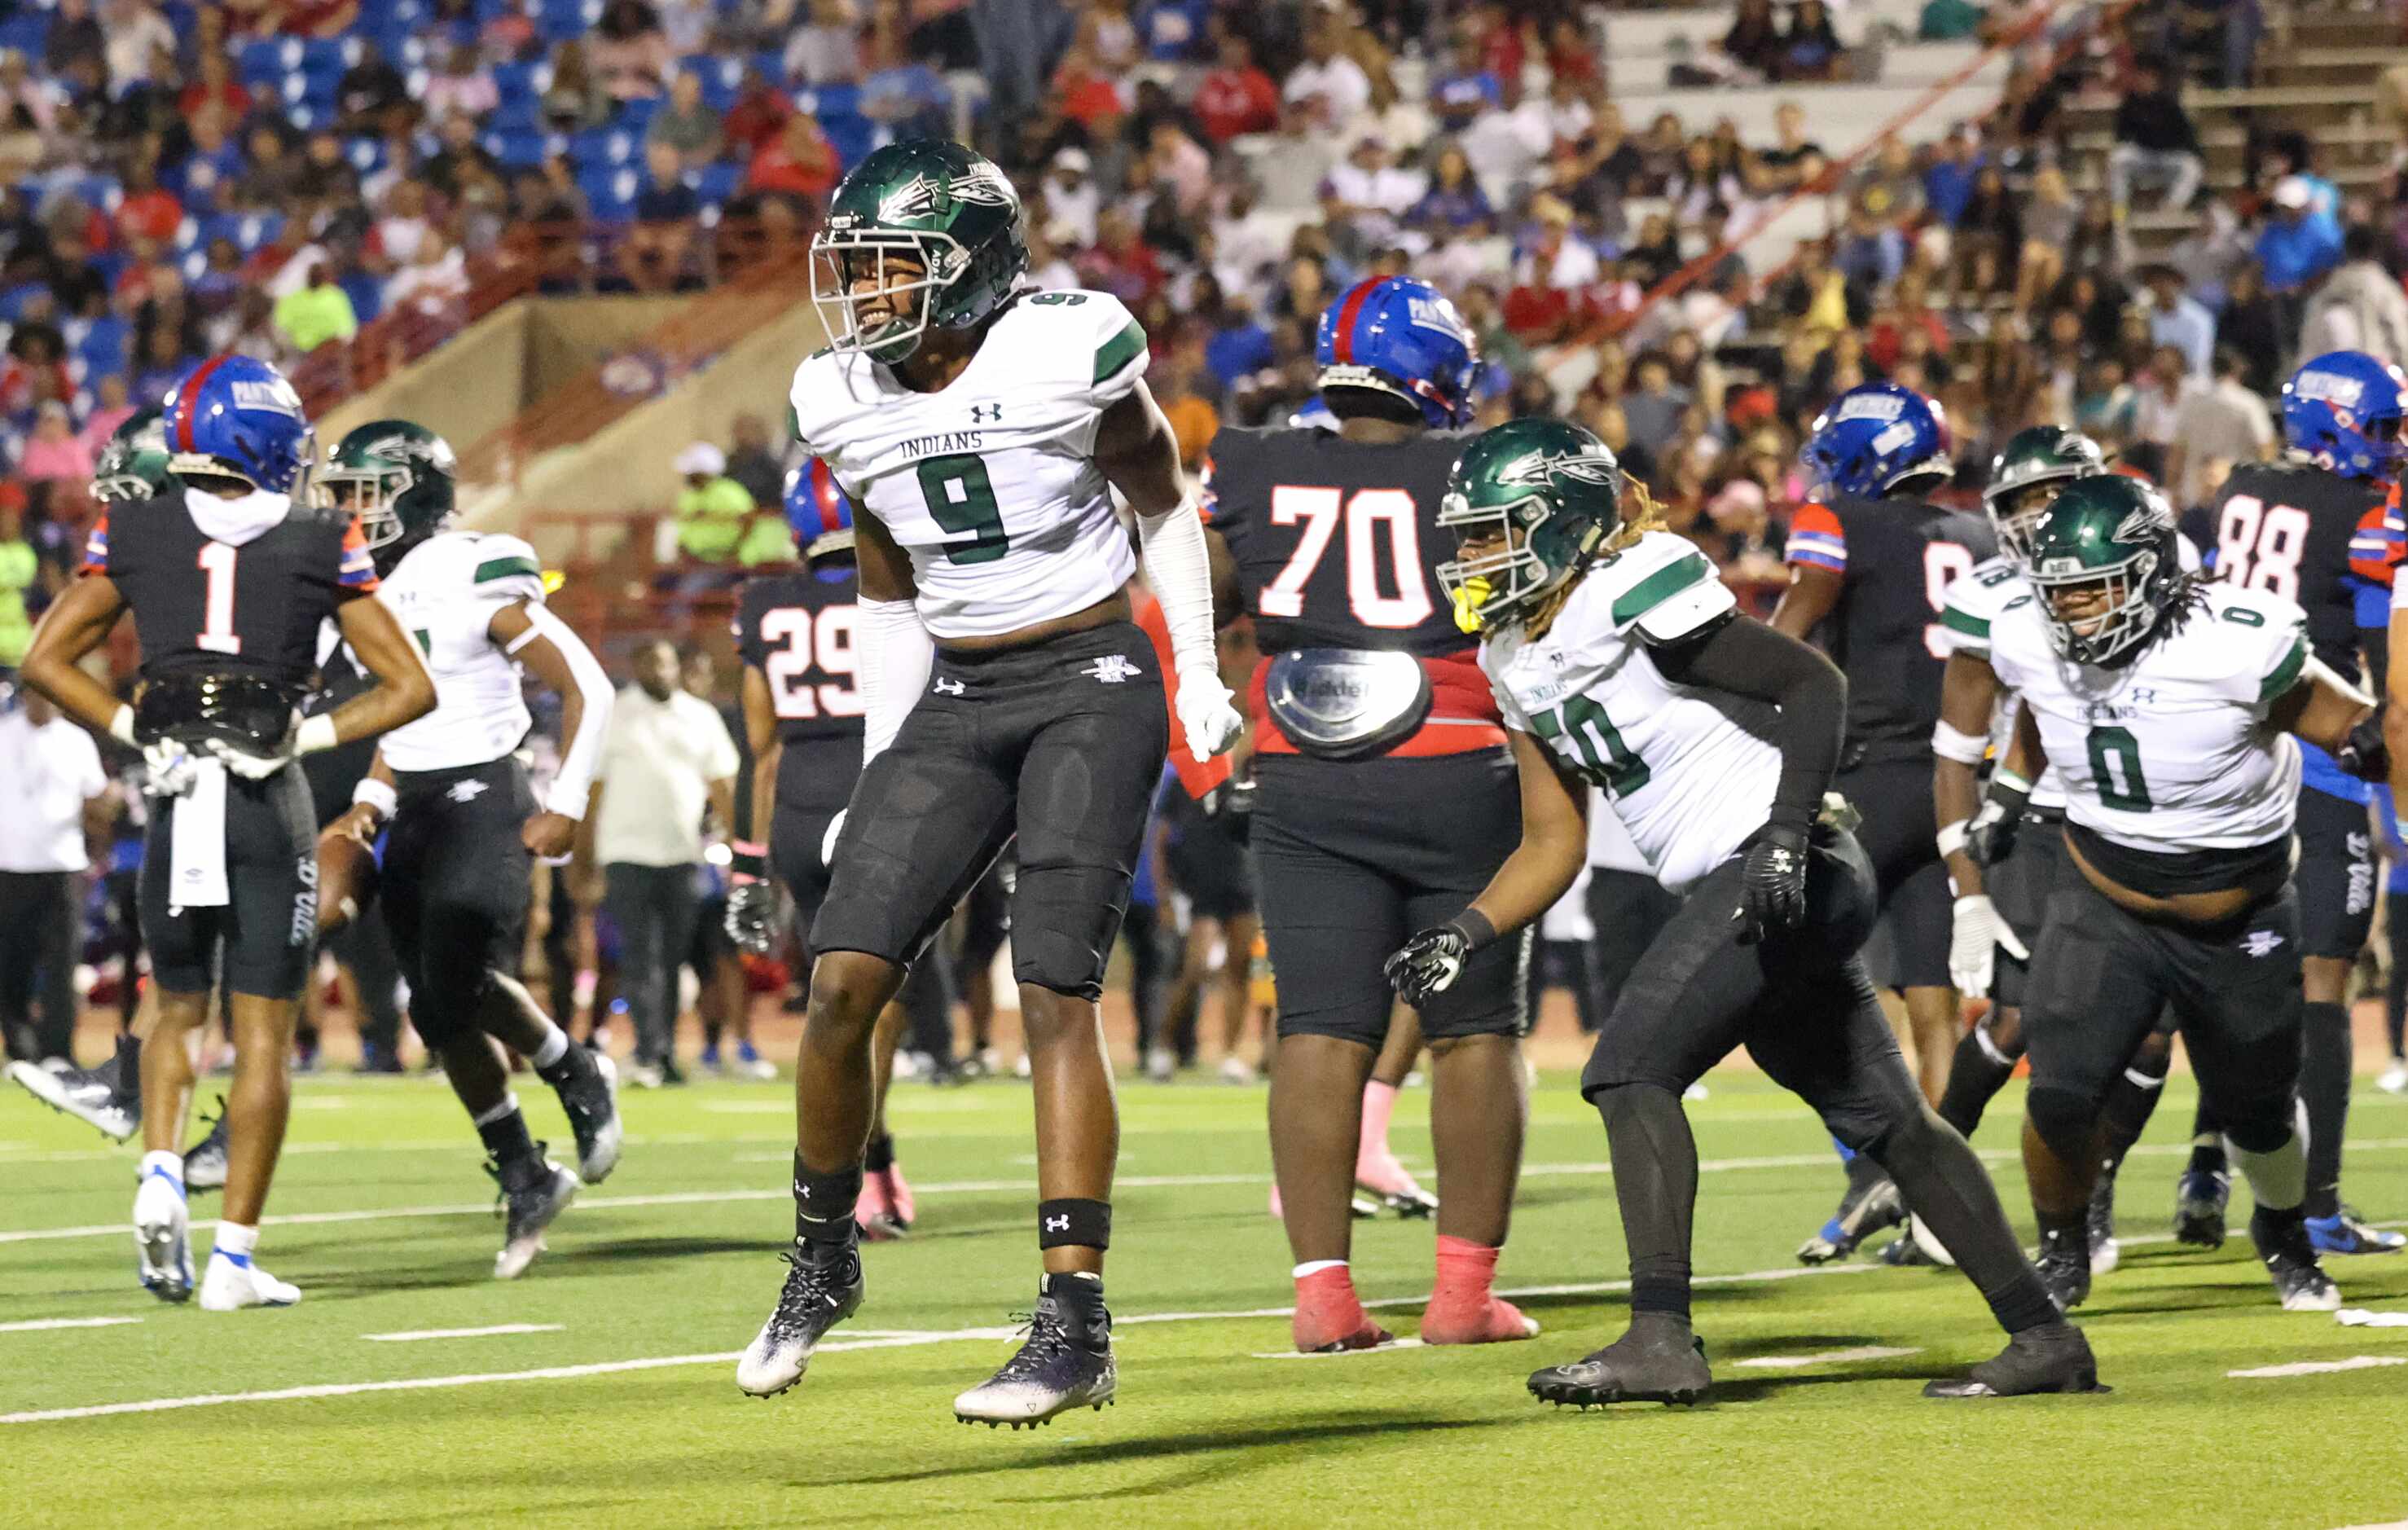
(113, 1031, 143, 1093)
(2300, 1000, 2350, 1220)
(2186, 1095, 2229, 1176)
(2098, 1062, 2167, 1176)
(1936, 1025, 2018, 1137)
(1042, 1270, 1111, 1347)
(477, 1104, 538, 1174)
(1597, 1084, 1697, 1326)
(793, 1151, 862, 1253)
(863, 1131, 895, 1173)
(1866, 1101, 2059, 1334)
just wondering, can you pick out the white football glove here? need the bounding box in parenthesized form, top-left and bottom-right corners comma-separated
(141, 737, 199, 797)
(204, 735, 293, 781)
(820, 810, 846, 868)
(1948, 893, 2030, 998)
(1175, 674, 1246, 764)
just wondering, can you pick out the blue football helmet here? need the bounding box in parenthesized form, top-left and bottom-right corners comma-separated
(161, 354, 315, 498)
(1800, 383, 1953, 500)
(784, 458, 855, 562)
(1315, 277, 1479, 429)
(2282, 350, 2408, 481)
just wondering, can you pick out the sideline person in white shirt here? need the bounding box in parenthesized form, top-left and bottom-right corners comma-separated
(0, 687, 114, 1065)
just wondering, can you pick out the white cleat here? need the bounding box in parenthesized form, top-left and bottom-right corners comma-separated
(1682, 1080, 1710, 1101)
(2379, 1059, 2408, 1096)
(1218, 1055, 1254, 1085)
(198, 1249, 301, 1310)
(559, 1053, 623, 1185)
(133, 1164, 192, 1302)
(13, 1059, 138, 1141)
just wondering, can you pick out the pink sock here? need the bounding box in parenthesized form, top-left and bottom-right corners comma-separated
(1360, 1079, 1400, 1162)
(1432, 1233, 1500, 1301)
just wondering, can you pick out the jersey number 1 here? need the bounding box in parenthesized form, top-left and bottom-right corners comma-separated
(1260, 486, 1434, 627)
(197, 541, 241, 655)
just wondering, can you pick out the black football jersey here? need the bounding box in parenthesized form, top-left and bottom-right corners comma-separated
(86, 490, 376, 691)
(1202, 425, 1472, 657)
(1786, 493, 1996, 766)
(2209, 460, 2397, 684)
(734, 567, 864, 809)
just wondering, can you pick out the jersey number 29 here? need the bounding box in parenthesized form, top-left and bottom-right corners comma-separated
(760, 605, 862, 719)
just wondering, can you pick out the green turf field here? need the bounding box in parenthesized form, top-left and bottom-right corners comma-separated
(7, 1066, 2408, 1528)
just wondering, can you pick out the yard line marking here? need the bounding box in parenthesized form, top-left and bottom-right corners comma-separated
(0, 1317, 139, 1334)
(698, 1102, 793, 1114)
(1254, 1339, 1428, 1360)
(1734, 1345, 1921, 1370)
(362, 1325, 565, 1343)
(2229, 1356, 2408, 1379)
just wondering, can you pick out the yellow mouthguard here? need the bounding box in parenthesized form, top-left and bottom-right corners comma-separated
(1452, 575, 1492, 634)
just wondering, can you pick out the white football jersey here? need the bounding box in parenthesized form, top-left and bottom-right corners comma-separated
(1483, 531, 1780, 895)
(1939, 554, 2067, 809)
(788, 289, 1148, 640)
(375, 531, 545, 772)
(1987, 581, 2309, 851)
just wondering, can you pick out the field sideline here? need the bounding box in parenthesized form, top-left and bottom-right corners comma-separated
(7, 1060, 2408, 1528)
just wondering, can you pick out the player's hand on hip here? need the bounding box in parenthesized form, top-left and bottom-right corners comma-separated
(1386, 925, 1470, 1005)
(1948, 893, 2026, 997)
(330, 802, 384, 847)
(1176, 675, 1246, 763)
(204, 735, 292, 780)
(1733, 822, 1810, 945)
(521, 810, 577, 861)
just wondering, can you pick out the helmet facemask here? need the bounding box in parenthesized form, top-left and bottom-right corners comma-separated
(1437, 491, 1562, 633)
(1986, 475, 2072, 565)
(811, 231, 962, 366)
(2028, 545, 2164, 664)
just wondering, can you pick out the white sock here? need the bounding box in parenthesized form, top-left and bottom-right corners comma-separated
(140, 1149, 184, 1183)
(1294, 1260, 1348, 1280)
(530, 1026, 569, 1071)
(472, 1093, 521, 1128)
(215, 1221, 258, 1258)
(2231, 1117, 2309, 1213)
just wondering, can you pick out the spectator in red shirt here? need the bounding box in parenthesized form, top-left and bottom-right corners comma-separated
(114, 160, 183, 247)
(1074, 207, 1164, 305)
(745, 112, 839, 204)
(1052, 42, 1127, 133)
(722, 68, 794, 161)
(1194, 29, 1278, 143)
(178, 51, 253, 121)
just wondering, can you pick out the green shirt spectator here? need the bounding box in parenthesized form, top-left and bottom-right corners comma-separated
(0, 511, 37, 669)
(274, 264, 360, 354)
(673, 442, 792, 565)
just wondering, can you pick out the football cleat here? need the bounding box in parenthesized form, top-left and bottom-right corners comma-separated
(197, 1248, 301, 1310)
(1797, 1176, 1903, 1264)
(733, 1040, 779, 1081)
(737, 1243, 864, 1396)
(697, 1044, 724, 1076)
(954, 1281, 1116, 1427)
(1877, 1229, 1940, 1267)
(2087, 1173, 2120, 1275)
(855, 1170, 903, 1242)
(2305, 1210, 2405, 1256)
(182, 1101, 230, 1193)
(10, 1057, 138, 1141)
(1144, 1046, 1176, 1083)
(2252, 1208, 2342, 1311)
(1357, 1150, 1438, 1219)
(1218, 1055, 1254, 1085)
(2034, 1223, 2090, 1312)
(554, 1051, 622, 1184)
(1528, 1324, 1711, 1408)
(489, 1151, 580, 1280)
(2377, 1058, 2407, 1095)
(2173, 1167, 2230, 1249)
(1923, 1323, 2105, 1398)
(133, 1163, 193, 1302)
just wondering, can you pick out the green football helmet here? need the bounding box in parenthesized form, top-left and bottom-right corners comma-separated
(1984, 424, 2107, 564)
(2022, 473, 2185, 665)
(811, 139, 1028, 366)
(320, 419, 458, 574)
(93, 407, 174, 504)
(1437, 418, 1624, 633)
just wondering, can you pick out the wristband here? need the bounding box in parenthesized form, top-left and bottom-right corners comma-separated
(1931, 719, 1988, 766)
(295, 713, 339, 757)
(731, 838, 767, 880)
(1991, 766, 2032, 797)
(1444, 908, 1497, 951)
(1936, 819, 1969, 859)
(351, 777, 398, 822)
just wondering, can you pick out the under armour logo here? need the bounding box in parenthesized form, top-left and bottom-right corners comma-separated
(969, 402, 1004, 424)
(933, 676, 966, 696)
(1082, 654, 1142, 684)
(1044, 1215, 1070, 1233)
(2241, 930, 2285, 958)
(447, 780, 488, 803)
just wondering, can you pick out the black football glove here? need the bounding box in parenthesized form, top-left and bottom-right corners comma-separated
(1965, 774, 2032, 870)
(2337, 710, 2388, 784)
(1733, 822, 1811, 946)
(1201, 775, 1258, 845)
(724, 840, 777, 956)
(1385, 910, 1496, 1005)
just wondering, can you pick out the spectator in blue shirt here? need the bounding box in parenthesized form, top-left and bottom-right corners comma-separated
(2140, 262, 2215, 378)
(1427, 31, 1501, 133)
(1835, 199, 1905, 290)
(1203, 287, 1274, 395)
(1922, 125, 1982, 226)
(2256, 176, 2343, 294)
(1406, 143, 1495, 235)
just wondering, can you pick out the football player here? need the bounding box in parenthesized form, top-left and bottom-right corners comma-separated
(20, 357, 437, 1308)
(1776, 383, 1995, 1264)
(1968, 474, 2371, 1311)
(1929, 427, 2178, 1276)
(2186, 350, 2406, 1255)
(1201, 276, 1531, 1353)
(736, 141, 1242, 1423)
(1392, 419, 2098, 1404)
(316, 420, 623, 1279)
(725, 459, 939, 1239)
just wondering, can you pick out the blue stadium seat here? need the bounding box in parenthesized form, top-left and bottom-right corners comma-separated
(490, 96, 543, 134)
(823, 114, 880, 170)
(493, 60, 544, 105)
(86, 251, 126, 291)
(578, 164, 637, 223)
(239, 39, 291, 85)
(797, 84, 860, 118)
(347, 138, 387, 174)
(171, 215, 200, 252)
(77, 316, 130, 376)
(614, 95, 661, 132)
(752, 50, 788, 85)
(693, 161, 742, 209)
(490, 130, 555, 169)
(0, 12, 51, 55)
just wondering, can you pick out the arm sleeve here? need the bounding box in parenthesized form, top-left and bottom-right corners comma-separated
(1784, 502, 1847, 574)
(856, 595, 935, 765)
(1650, 615, 1846, 833)
(520, 602, 613, 818)
(1137, 489, 1219, 683)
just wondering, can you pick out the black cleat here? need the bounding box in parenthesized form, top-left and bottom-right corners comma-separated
(2034, 1224, 2090, 1312)
(1528, 1323, 1711, 1409)
(9, 1057, 138, 1141)
(2087, 1172, 2120, 1275)
(488, 1149, 580, 1279)
(1924, 1322, 2107, 1398)
(1798, 1172, 1903, 1264)
(955, 1277, 1116, 1426)
(2173, 1167, 2230, 1249)
(2251, 1207, 2342, 1312)
(1877, 1229, 1939, 1267)
(552, 1050, 623, 1184)
(737, 1242, 864, 1396)
(182, 1100, 230, 1192)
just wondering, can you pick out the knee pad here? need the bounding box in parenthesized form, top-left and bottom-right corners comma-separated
(2024, 1083, 2099, 1163)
